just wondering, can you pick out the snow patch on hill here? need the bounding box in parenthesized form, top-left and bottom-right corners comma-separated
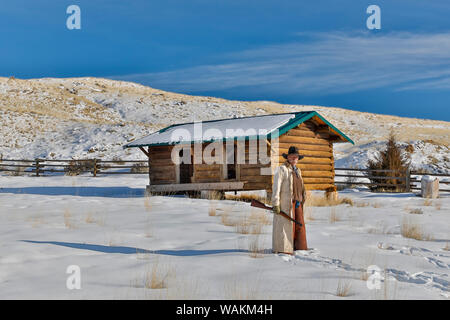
(0, 77, 448, 173)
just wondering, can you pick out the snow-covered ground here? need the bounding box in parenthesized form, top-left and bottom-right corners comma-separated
(0, 175, 448, 299)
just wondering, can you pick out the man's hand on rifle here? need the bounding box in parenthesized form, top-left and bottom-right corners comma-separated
(273, 205, 280, 214)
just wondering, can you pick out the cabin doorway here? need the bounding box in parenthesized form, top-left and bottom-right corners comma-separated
(225, 143, 237, 180)
(179, 148, 193, 184)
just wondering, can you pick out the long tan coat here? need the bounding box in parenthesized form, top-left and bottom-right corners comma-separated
(271, 163, 305, 254)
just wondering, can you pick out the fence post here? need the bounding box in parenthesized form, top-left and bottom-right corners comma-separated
(35, 158, 40, 177)
(405, 166, 411, 192)
(93, 158, 98, 177)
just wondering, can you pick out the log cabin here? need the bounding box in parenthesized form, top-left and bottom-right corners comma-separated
(123, 111, 354, 196)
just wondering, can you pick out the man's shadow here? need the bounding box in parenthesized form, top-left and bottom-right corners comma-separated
(21, 240, 249, 256)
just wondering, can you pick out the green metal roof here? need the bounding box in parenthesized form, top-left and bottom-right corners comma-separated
(123, 111, 354, 148)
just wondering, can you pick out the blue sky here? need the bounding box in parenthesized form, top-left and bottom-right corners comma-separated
(1, 1, 449, 121)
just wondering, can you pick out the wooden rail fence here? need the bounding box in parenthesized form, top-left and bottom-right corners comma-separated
(0, 158, 149, 176)
(335, 167, 450, 193)
(1, 159, 449, 193)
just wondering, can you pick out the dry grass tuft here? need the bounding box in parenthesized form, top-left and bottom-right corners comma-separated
(64, 209, 76, 229)
(205, 191, 224, 200)
(249, 209, 272, 226)
(336, 279, 352, 297)
(145, 218, 153, 238)
(224, 193, 267, 203)
(85, 211, 96, 223)
(368, 221, 391, 234)
(220, 209, 239, 227)
(329, 208, 340, 224)
(234, 216, 267, 235)
(248, 235, 265, 258)
(443, 242, 450, 251)
(305, 193, 353, 207)
(423, 199, 433, 206)
(372, 202, 382, 208)
(131, 259, 173, 290)
(356, 201, 369, 207)
(409, 208, 423, 215)
(224, 277, 261, 299)
(28, 215, 45, 228)
(303, 206, 315, 222)
(400, 217, 432, 241)
(208, 204, 217, 216)
(235, 219, 251, 234)
(163, 276, 207, 300)
(144, 197, 152, 211)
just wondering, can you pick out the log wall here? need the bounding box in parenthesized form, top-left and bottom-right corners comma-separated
(274, 120, 335, 191)
(148, 145, 177, 184)
(192, 143, 222, 183)
(146, 119, 337, 192)
(240, 141, 272, 190)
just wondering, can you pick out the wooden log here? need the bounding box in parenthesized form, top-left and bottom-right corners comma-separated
(149, 181, 245, 192)
(243, 181, 272, 190)
(148, 153, 174, 160)
(239, 163, 271, 169)
(300, 122, 317, 130)
(276, 142, 332, 152)
(150, 180, 177, 185)
(300, 170, 334, 178)
(149, 166, 176, 174)
(194, 164, 221, 171)
(285, 129, 329, 139)
(150, 173, 176, 181)
(304, 183, 335, 191)
(296, 164, 333, 171)
(279, 135, 330, 145)
(272, 163, 334, 171)
(238, 175, 272, 183)
(285, 130, 316, 138)
(276, 143, 332, 152)
(195, 177, 222, 183)
(303, 177, 334, 184)
(150, 170, 176, 178)
(149, 157, 177, 165)
(277, 148, 332, 158)
(277, 156, 332, 164)
(194, 172, 221, 180)
(240, 167, 273, 176)
(149, 163, 176, 168)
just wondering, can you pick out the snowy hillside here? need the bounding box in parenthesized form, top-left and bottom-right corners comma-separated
(0, 77, 448, 173)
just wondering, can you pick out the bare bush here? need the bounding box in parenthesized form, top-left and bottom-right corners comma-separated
(65, 159, 95, 176)
(130, 162, 148, 173)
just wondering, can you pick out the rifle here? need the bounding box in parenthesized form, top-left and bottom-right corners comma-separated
(250, 199, 302, 227)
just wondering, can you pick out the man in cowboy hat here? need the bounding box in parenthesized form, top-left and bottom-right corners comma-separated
(271, 146, 308, 254)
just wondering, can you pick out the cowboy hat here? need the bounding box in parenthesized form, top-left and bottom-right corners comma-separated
(282, 146, 304, 160)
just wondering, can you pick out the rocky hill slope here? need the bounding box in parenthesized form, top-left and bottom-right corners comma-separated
(0, 77, 448, 173)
